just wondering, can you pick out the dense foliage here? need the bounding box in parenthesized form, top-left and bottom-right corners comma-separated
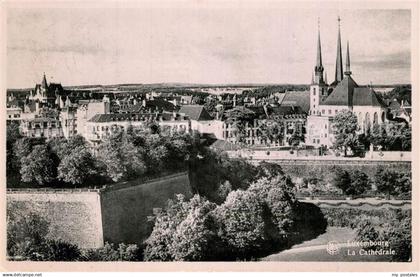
(332, 168, 370, 197)
(322, 207, 411, 262)
(368, 122, 411, 151)
(332, 110, 363, 157)
(7, 209, 81, 261)
(145, 166, 327, 261)
(374, 168, 411, 199)
(7, 124, 200, 187)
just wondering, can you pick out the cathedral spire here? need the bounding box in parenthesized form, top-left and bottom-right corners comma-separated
(314, 18, 324, 84)
(345, 40, 352, 76)
(334, 16, 343, 83)
(316, 18, 323, 68)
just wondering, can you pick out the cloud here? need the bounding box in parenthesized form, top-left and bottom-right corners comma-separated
(353, 50, 410, 70)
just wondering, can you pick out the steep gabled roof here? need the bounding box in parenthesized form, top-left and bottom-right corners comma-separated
(178, 105, 213, 121)
(352, 87, 386, 107)
(279, 91, 310, 113)
(321, 75, 358, 106)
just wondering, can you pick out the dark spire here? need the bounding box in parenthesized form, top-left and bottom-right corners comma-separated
(345, 40, 352, 76)
(314, 18, 324, 84)
(316, 19, 323, 68)
(334, 16, 343, 83)
(41, 72, 48, 89)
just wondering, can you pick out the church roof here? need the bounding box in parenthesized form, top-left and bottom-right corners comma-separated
(279, 91, 310, 113)
(178, 105, 213, 121)
(352, 87, 386, 107)
(321, 75, 358, 106)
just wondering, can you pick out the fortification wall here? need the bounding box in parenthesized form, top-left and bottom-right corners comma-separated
(7, 190, 104, 249)
(100, 172, 191, 245)
(7, 172, 192, 249)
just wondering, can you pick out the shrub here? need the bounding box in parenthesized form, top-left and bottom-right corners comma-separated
(144, 194, 219, 261)
(214, 190, 267, 259)
(355, 209, 411, 262)
(374, 168, 412, 199)
(82, 242, 142, 261)
(7, 210, 81, 261)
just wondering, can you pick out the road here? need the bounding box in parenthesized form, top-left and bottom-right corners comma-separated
(261, 227, 390, 262)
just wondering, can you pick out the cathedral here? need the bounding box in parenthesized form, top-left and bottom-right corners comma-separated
(306, 17, 387, 147)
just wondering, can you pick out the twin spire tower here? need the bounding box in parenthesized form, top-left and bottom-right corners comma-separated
(313, 16, 351, 87)
(310, 16, 351, 115)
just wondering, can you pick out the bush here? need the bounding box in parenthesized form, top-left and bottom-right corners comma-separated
(82, 242, 142, 261)
(7, 209, 81, 261)
(374, 168, 412, 199)
(355, 209, 411, 262)
(332, 168, 370, 197)
(144, 194, 219, 261)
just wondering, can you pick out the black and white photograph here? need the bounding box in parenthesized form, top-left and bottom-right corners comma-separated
(1, 0, 418, 272)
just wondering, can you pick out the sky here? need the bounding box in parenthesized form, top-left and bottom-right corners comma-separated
(6, 2, 411, 88)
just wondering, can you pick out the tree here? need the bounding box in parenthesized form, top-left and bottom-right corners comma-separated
(214, 190, 267, 258)
(258, 120, 284, 146)
(97, 130, 146, 182)
(82, 242, 141, 261)
(7, 121, 22, 182)
(49, 135, 87, 159)
(332, 168, 352, 194)
(57, 145, 98, 185)
(385, 85, 411, 103)
(144, 194, 219, 261)
(7, 209, 81, 261)
(332, 168, 369, 197)
(248, 176, 296, 240)
(348, 170, 370, 196)
(203, 97, 217, 117)
(255, 162, 284, 180)
(356, 210, 411, 262)
(369, 123, 387, 150)
(224, 107, 256, 143)
(375, 168, 411, 199)
(20, 145, 56, 185)
(332, 110, 362, 156)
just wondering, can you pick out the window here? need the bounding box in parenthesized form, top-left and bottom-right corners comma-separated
(322, 110, 325, 114)
(325, 124, 327, 129)
(325, 133, 327, 138)
(328, 110, 331, 114)
(313, 88, 316, 95)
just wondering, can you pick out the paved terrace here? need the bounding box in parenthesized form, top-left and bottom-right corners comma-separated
(226, 149, 411, 163)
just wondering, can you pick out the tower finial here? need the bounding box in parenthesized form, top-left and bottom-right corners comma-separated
(345, 40, 352, 76)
